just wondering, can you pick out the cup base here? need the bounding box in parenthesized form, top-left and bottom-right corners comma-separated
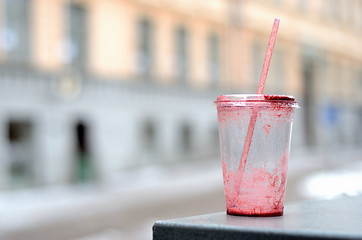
(227, 209, 283, 217)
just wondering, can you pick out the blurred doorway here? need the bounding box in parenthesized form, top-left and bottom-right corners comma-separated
(180, 123, 192, 155)
(7, 120, 34, 188)
(143, 120, 157, 154)
(74, 121, 94, 183)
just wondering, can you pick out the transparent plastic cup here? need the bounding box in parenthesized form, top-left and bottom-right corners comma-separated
(215, 94, 298, 216)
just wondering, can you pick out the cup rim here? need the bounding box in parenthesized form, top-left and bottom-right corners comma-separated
(214, 94, 299, 108)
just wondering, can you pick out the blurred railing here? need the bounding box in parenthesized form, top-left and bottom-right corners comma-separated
(0, 67, 221, 103)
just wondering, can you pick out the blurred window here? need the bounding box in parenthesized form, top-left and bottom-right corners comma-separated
(359, 69, 362, 143)
(302, 59, 316, 146)
(210, 126, 220, 154)
(3, 0, 31, 63)
(208, 33, 220, 86)
(252, 41, 263, 91)
(7, 120, 34, 188)
(270, 0, 282, 6)
(345, 0, 354, 25)
(360, 1, 362, 30)
(272, 48, 285, 94)
(323, 0, 342, 21)
(137, 17, 153, 77)
(175, 26, 189, 83)
(331, 60, 342, 99)
(67, 3, 88, 68)
(297, 0, 309, 13)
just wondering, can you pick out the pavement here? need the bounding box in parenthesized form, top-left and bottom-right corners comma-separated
(0, 146, 361, 240)
(0, 159, 224, 240)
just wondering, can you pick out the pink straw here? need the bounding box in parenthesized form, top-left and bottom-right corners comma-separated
(237, 19, 280, 174)
(257, 19, 280, 94)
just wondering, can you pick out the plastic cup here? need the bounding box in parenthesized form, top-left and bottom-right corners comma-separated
(215, 94, 298, 216)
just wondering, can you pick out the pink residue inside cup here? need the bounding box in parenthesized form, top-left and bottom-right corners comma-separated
(264, 95, 295, 101)
(222, 152, 288, 216)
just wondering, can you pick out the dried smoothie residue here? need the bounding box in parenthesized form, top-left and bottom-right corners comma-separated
(263, 124, 271, 136)
(222, 152, 288, 216)
(264, 95, 295, 101)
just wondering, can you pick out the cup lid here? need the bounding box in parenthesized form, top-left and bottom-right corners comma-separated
(215, 94, 298, 107)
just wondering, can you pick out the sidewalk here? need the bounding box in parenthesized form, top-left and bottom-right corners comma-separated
(0, 160, 224, 240)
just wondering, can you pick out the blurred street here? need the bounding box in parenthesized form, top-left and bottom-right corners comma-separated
(0, 0, 361, 240)
(1, 146, 361, 240)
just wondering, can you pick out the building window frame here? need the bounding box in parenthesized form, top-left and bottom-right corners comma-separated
(136, 16, 154, 79)
(208, 32, 221, 88)
(174, 25, 189, 85)
(65, 2, 88, 70)
(252, 40, 263, 91)
(2, 0, 32, 64)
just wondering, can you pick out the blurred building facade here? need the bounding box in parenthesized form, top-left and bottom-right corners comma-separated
(0, 0, 361, 189)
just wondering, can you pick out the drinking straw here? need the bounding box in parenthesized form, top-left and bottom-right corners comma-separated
(257, 19, 280, 94)
(238, 18, 280, 173)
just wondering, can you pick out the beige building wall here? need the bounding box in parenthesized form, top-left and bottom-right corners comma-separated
(87, 0, 228, 86)
(237, 0, 362, 96)
(190, 19, 207, 89)
(154, 11, 175, 85)
(33, 0, 64, 71)
(89, 0, 129, 77)
(1, 0, 361, 97)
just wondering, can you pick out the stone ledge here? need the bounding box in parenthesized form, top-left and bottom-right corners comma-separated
(153, 196, 362, 240)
